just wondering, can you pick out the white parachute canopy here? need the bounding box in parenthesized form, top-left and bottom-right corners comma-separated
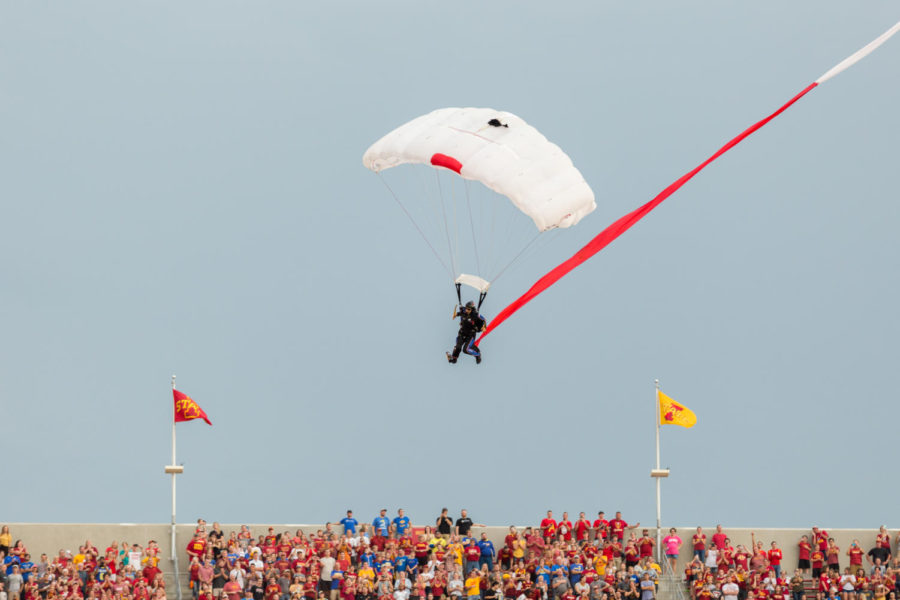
(363, 108, 596, 232)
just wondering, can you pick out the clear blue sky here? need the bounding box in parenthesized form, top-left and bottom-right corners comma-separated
(1, 1, 898, 528)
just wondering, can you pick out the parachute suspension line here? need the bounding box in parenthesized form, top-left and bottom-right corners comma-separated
(450, 172, 460, 279)
(487, 185, 500, 279)
(377, 174, 453, 277)
(433, 169, 458, 278)
(464, 180, 482, 277)
(455, 282, 462, 305)
(490, 231, 543, 286)
(477, 291, 487, 311)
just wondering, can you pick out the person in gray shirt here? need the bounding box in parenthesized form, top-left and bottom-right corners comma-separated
(6, 566, 23, 600)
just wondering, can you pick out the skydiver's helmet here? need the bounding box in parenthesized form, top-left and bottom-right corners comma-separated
(464, 301, 475, 312)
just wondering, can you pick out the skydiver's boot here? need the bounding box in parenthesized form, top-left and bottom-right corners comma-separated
(446, 352, 457, 364)
(475, 354, 482, 365)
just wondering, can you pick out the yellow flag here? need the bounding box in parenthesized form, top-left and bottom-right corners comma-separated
(658, 391, 697, 428)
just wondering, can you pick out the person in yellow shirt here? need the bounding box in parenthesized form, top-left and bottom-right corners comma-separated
(464, 569, 482, 600)
(0, 526, 12, 554)
(429, 537, 448, 552)
(72, 548, 87, 567)
(447, 536, 464, 567)
(357, 565, 375, 585)
(594, 554, 608, 576)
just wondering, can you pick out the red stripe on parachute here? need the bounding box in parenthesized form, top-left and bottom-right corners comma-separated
(477, 82, 819, 343)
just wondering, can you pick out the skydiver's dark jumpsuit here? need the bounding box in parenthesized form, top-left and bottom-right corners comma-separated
(448, 307, 486, 363)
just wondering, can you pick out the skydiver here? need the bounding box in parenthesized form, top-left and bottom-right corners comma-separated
(446, 301, 487, 365)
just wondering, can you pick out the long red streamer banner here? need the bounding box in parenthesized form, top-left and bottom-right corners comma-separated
(477, 82, 819, 343)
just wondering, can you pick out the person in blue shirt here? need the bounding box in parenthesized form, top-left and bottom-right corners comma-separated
(549, 562, 568, 582)
(95, 558, 111, 583)
(340, 510, 359, 535)
(406, 554, 419, 579)
(393, 509, 411, 537)
(331, 568, 344, 599)
(373, 509, 390, 537)
(375, 558, 393, 575)
(394, 554, 408, 574)
(477, 534, 495, 571)
(569, 560, 584, 587)
(535, 561, 551, 585)
(359, 549, 376, 568)
(19, 554, 35, 582)
(4, 554, 20, 575)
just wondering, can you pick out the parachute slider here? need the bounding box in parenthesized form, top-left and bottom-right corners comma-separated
(455, 274, 491, 294)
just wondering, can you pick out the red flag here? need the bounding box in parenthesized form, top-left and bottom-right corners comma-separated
(173, 389, 212, 426)
(476, 82, 818, 343)
(477, 19, 900, 343)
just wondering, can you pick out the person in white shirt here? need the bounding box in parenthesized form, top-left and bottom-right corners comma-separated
(394, 579, 411, 600)
(721, 576, 740, 600)
(705, 549, 720, 573)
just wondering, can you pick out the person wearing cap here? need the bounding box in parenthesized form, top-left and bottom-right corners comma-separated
(446, 301, 487, 365)
(373, 510, 391, 538)
(340, 511, 359, 536)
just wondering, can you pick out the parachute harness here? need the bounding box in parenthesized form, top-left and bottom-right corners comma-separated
(455, 282, 487, 311)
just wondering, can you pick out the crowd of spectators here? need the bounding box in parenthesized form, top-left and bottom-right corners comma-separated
(0, 525, 167, 600)
(3, 514, 900, 600)
(666, 525, 900, 600)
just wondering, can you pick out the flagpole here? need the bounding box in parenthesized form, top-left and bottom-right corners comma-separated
(649, 380, 671, 563)
(655, 379, 662, 563)
(167, 375, 184, 600)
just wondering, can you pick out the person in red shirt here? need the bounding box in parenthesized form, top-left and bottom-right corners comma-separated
(811, 549, 826, 579)
(816, 570, 831, 600)
(540, 511, 557, 541)
(692, 527, 707, 563)
(187, 533, 208, 561)
(143, 562, 162, 585)
(265, 577, 281, 600)
(607, 512, 639, 542)
(825, 539, 840, 574)
(716, 550, 731, 573)
(712, 526, 728, 551)
(557, 512, 573, 543)
(574, 513, 592, 546)
(876, 527, 892, 553)
(720, 540, 736, 568)
(592, 512, 609, 543)
(813, 528, 829, 553)
(799, 536, 813, 577)
(464, 541, 482, 574)
(623, 540, 639, 569)
(638, 530, 655, 559)
(768, 542, 784, 579)
(606, 539, 622, 564)
(847, 540, 865, 571)
(223, 574, 242, 600)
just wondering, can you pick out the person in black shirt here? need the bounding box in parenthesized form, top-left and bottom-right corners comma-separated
(447, 302, 487, 365)
(436, 508, 454, 537)
(455, 509, 484, 537)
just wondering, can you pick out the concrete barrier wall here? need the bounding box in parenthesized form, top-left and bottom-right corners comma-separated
(5, 524, 892, 592)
